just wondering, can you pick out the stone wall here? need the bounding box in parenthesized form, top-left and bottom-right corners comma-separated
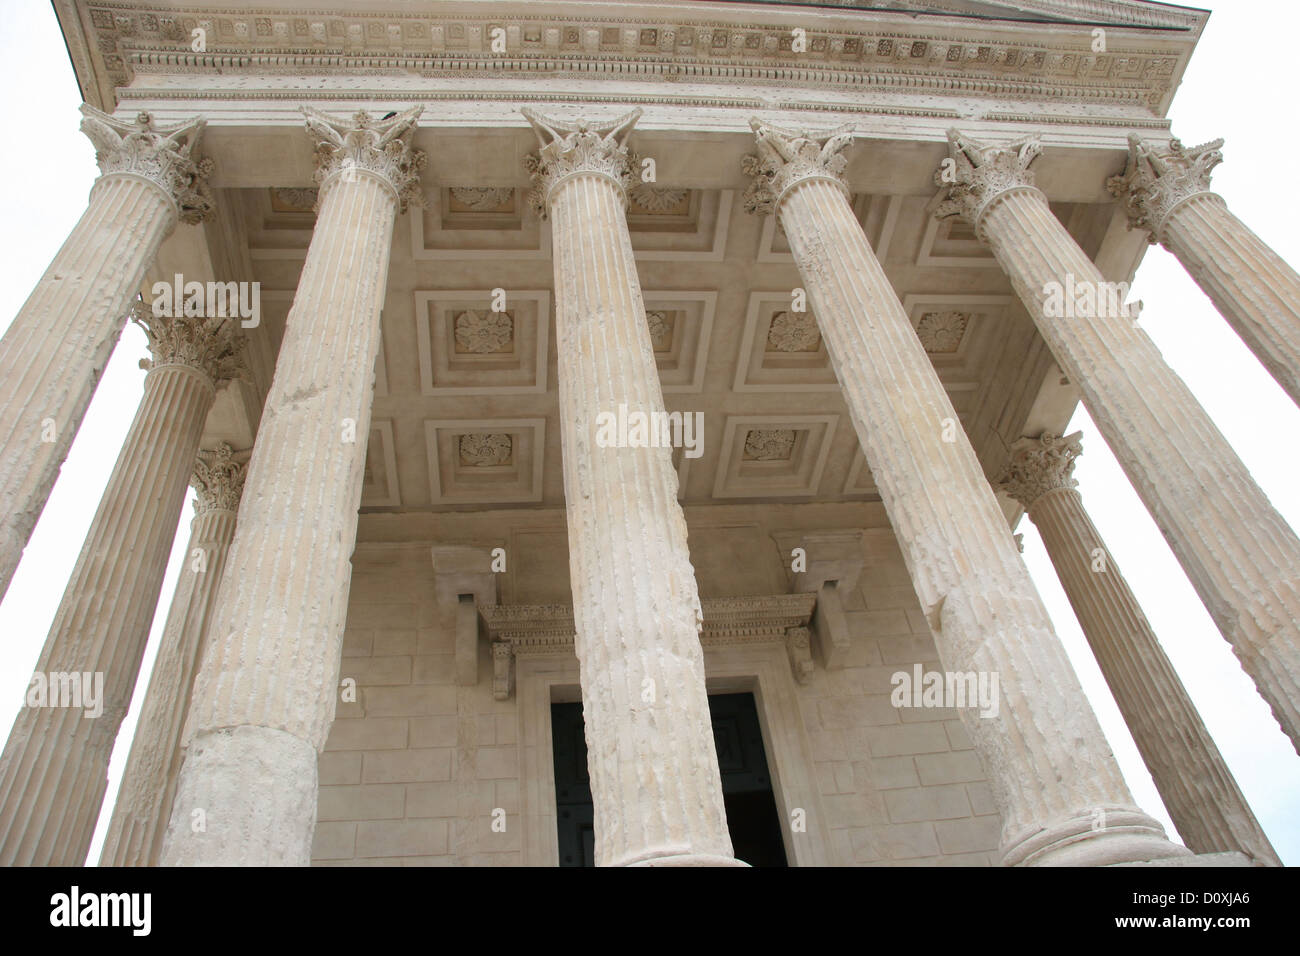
(312, 503, 1002, 866)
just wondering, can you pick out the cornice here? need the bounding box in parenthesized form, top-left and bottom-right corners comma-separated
(69, 3, 1195, 114)
(712, 1, 1204, 29)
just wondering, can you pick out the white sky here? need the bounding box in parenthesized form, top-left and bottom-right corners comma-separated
(0, 0, 1295, 866)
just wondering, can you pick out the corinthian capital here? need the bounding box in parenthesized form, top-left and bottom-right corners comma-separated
(1106, 135, 1224, 244)
(521, 108, 641, 218)
(302, 106, 426, 213)
(741, 118, 854, 215)
(79, 105, 214, 224)
(997, 432, 1083, 511)
(933, 129, 1043, 233)
(131, 309, 246, 389)
(191, 442, 249, 515)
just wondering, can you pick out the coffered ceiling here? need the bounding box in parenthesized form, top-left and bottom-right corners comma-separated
(223, 160, 1111, 515)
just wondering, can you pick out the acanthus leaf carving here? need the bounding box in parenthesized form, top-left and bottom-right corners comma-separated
(932, 128, 1043, 236)
(1106, 134, 1224, 244)
(741, 118, 854, 216)
(302, 106, 427, 213)
(79, 105, 214, 224)
(191, 442, 249, 515)
(997, 432, 1083, 511)
(521, 107, 642, 218)
(131, 308, 246, 389)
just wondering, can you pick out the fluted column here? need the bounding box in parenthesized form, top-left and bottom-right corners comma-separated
(159, 108, 424, 867)
(1108, 136, 1300, 407)
(0, 107, 212, 603)
(936, 130, 1300, 754)
(100, 443, 248, 867)
(744, 119, 1185, 866)
(524, 108, 736, 867)
(1000, 433, 1280, 866)
(0, 311, 242, 866)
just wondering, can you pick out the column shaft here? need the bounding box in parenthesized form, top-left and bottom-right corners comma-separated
(1001, 431, 1279, 865)
(160, 108, 422, 867)
(0, 178, 172, 601)
(1161, 194, 1300, 406)
(771, 168, 1180, 865)
(0, 362, 217, 865)
(981, 187, 1300, 752)
(1028, 485, 1279, 865)
(530, 109, 735, 867)
(0, 107, 210, 602)
(100, 450, 241, 867)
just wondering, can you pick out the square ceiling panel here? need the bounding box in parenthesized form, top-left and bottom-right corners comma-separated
(915, 215, 1000, 269)
(734, 292, 838, 393)
(628, 189, 733, 261)
(410, 186, 550, 260)
(712, 415, 838, 499)
(425, 418, 547, 505)
(642, 290, 716, 393)
(415, 289, 550, 395)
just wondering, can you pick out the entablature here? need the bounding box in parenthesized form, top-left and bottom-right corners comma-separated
(56, 0, 1205, 119)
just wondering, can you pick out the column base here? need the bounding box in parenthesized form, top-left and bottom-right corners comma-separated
(1002, 809, 1194, 867)
(160, 725, 318, 867)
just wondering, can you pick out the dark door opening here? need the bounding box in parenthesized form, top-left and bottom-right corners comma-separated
(552, 692, 788, 866)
